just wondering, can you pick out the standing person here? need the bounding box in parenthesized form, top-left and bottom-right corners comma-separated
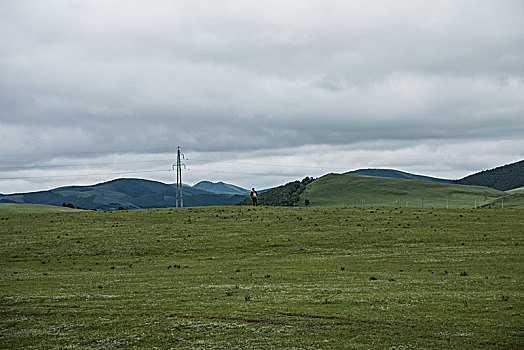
(250, 188, 258, 206)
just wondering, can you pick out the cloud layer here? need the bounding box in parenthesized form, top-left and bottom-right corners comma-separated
(1, 0, 523, 193)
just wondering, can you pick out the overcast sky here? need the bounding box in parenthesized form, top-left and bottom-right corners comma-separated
(1, 0, 523, 194)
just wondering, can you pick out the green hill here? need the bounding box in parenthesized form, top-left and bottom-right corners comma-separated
(299, 173, 506, 208)
(454, 160, 524, 190)
(0, 178, 245, 210)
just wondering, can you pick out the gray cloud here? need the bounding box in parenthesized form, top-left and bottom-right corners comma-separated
(1, 0, 523, 193)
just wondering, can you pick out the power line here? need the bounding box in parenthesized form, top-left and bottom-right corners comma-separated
(1, 149, 520, 182)
(186, 169, 301, 177)
(0, 158, 176, 170)
(0, 166, 307, 181)
(1, 147, 519, 163)
(0, 156, 498, 181)
(0, 157, 499, 174)
(188, 158, 348, 171)
(0, 169, 171, 180)
(0, 147, 174, 158)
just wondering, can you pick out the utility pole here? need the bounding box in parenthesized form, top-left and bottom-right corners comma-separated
(174, 146, 185, 208)
(175, 155, 179, 208)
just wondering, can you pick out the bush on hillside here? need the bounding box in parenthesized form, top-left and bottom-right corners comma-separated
(239, 177, 315, 206)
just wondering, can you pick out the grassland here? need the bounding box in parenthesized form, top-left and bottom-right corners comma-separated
(0, 203, 81, 215)
(1, 206, 523, 349)
(300, 174, 507, 208)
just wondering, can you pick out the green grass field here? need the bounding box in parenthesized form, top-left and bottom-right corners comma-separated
(1, 206, 523, 349)
(300, 174, 507, 208)
(0, 203, 81, 214)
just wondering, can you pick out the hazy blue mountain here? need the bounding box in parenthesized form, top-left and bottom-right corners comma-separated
(0, 178, 245, 210)
(193, 181, 249, 195)
(454, 160, 524, 191)
(345, 169, 453, 183)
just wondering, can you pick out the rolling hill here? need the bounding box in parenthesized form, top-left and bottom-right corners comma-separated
(345, 169, 453, 183)
(299, 173, 506, 208)
(0, 178, 246, 210)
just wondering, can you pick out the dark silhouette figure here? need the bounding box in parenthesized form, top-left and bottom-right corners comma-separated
(250, 188, 258, 206)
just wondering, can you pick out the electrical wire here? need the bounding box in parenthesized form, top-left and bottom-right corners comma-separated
(0, 167, 304, 180)
(0, 169, 171, 180)
(0, 158, 176, 170)
(0, 147, 174, 158)
(1, 150, 519, 182)
(187, 158, 349, 171)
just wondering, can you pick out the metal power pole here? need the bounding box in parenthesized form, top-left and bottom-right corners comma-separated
(178, 147, 183, 207)
(175, 152, 179, 208)
(174, 146, 184, 208)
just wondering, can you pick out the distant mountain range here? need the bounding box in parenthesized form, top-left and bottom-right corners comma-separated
(1, 160, 521, 209)
(0, 178, 246, 210)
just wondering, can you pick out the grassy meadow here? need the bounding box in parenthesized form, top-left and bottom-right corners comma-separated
(0, 203, 81, 215)
(1, 205, 523, 349)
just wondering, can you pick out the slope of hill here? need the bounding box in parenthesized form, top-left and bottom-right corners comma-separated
(299, 174, 506, 208)
(193, 181, 249, 195)
(454, 160, 524, 191)
(481, 194, 524, 209)
(506, 186, 524, 194)
(0, 178, 245, 210)
(345, 169, 453, 183)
